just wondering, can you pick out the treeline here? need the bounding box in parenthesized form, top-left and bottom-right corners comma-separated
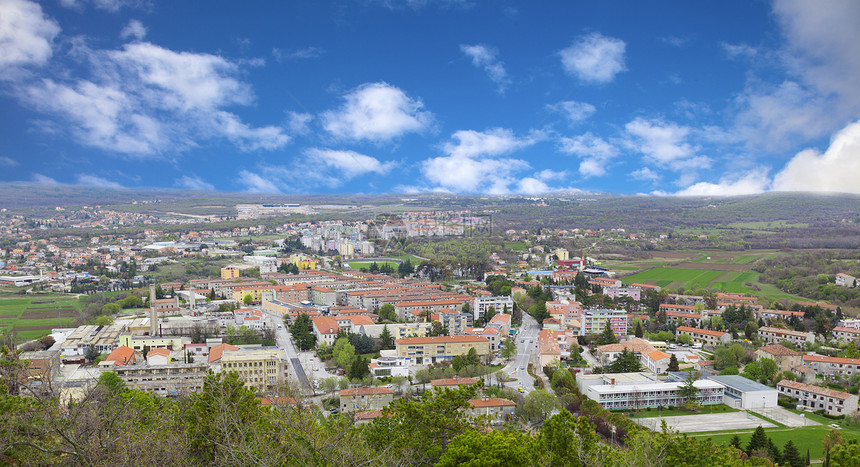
(0, 370, 770, 466)
(753, 251, 860, 307)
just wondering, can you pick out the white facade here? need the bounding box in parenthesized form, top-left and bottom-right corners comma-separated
(586, 379, 725, 410)
(708, 375, 778, 409)
(473, 296, 513, 320)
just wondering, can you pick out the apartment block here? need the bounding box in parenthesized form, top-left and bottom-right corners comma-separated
(778, 380, 858, 416)
(578, 309, 627, 337)
(758, 326, 815, 346)
(114, 363, 209, 396)
(395, 335, 490, 365)
(675, 326, 732, 347)
(340, 387, 395, 412)
(802, 355, 860, 378)
(220, 347, 288, 391)
(473, 296, 514, 320)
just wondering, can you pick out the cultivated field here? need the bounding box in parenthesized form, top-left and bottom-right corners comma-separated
(0, 293, 81, 341)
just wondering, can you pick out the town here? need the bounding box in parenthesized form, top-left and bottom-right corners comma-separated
(2, 201, 860, 465)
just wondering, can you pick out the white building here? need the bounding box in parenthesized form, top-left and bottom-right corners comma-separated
(758, 326, 815, 346)
(585, 379, 725, 410)
(472, 296, 513, 321)
(708, 375, 778, 409)
(778, 379, 859, 416)
(579, 309, 627, 337)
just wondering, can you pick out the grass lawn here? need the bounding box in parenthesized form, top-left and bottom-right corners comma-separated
(622, 268, 725, 290)
(505, 243, 527, 251)
(345, 260, 400, 270)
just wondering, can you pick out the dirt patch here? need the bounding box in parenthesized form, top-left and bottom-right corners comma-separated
(21, 309, 77, 319)
(12, 325, 55, 331)
(673, 262, 751, 272)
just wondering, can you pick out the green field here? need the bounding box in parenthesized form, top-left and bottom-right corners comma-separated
(345, 260, 400, 270)
(727, 220, 809, 230)
(505, 243, 527, 251)
(0, 293, 81, 342)
(690, 414, 860, 465)
(621, 268, 725, 290)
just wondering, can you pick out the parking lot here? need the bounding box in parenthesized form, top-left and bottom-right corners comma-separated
(634, 411, 777, 433)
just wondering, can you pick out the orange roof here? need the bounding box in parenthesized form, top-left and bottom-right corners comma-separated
(431, 377, 479, 387)
(311, 316, 341, 335)
(355, 410, 384, 420)
(676, 326, 728, 337)
(778, 379, 853, 400)
(469, 398, 516, 408)
(105, 346, 135, 366)
(147, 348, 170, 358)
(395, 335, 488, 345)
(208, 343, 239, 363)
(803, 355, 860, 365)
(340, 386, 394, 396)
(758, 326, 811, 337)
(758, 344, 801, 357)
(647, 350, 671, 361)
(833, 327, 860, 334)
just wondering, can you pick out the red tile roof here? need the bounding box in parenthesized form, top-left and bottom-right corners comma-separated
(431, 377, 479, 387)
(778, 379, 853, 400)
(676, 326, 728, 337)
(105, 346, 135, 366)
(340, 386, 394, 396)
(208, 343, 239, 363)
(469, 397, 516, 408)
(395, 335, 488, 345)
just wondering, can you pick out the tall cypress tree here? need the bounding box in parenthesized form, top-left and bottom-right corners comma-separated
(745, 426, 768, 455)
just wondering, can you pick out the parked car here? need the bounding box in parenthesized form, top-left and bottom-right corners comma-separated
(329, 408, 339, 414)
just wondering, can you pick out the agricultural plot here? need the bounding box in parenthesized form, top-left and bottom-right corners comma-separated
(621, 268, 725, 290)
(0, 294, 81, 342)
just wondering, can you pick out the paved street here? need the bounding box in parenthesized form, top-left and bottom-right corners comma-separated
(502, 312, 540, 393)
(262, 310, 314, 395)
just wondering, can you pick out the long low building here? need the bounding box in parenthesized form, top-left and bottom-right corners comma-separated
(395, 335, 490, 365)
(708, 375, 778, 409)
(758, 326, 815, 346)
(675, 326, 731, 347)
(802, 355, 860, 378)
(586, 379, 725, 410)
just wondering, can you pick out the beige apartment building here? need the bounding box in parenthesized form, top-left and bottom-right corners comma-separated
(395, 335, 490, 365)
(221, 347, 288, 391)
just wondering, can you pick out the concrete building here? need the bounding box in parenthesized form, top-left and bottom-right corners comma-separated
(118, 335, 188, 352)
(579, 309, 627, 337)
(832, 327, 860, 343)
(340, 387, 395, 412)
(221, 266, 241, 280)
(395, 335, 490, 365)
(755, 344, 802, 373)
(146, 348, 171, 365)
(114, 363, 208, 396)
(61, 324, 126, 359)
(585, 379, 725, 410)
(431, 377, 480, 389)
(802, 355, 860, 378)
(472, 296, 514, 321)
(836, 273, 857, 288)
(708, 375, 778, 409)
(758, 326, 815, 346)
(675, 326, 732, 347)
(778, 380, 858, 416)
(369, 354, 410, 378)
(220, 347, 288, 391)
(467, 397, 517, 424)
(19, 349, 61, 383)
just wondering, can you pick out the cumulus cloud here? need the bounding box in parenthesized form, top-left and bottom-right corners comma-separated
(625, 117, 699, 165)
(559, 33, 626, 84)
(0, 156, 18, 167)
(322, 82, 433, 142)
(772, 120, 860, 194)
(547, 100, 596, 124)
(119, 19, 146, 40)
(305, 148, 396, 179)
(17, 40, 288, 156)
(460, 44, 510, 93)
(60, 0, 142, 12)
(441, 128, 542, 159)
(76, 173, 123, 188)
(175, 175, 214, 191)
(0, 0, 60, 78)
(674, 168, 770, 196)
(238, 170, 280, 193)
(559, 133, 618, 178)
(630, 167, 660, 182)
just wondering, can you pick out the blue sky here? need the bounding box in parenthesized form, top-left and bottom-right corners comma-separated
(1, 0, 859, 196)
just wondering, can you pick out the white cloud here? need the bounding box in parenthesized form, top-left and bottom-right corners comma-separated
(120, 19, 146, 40)
(0, 0, 60, 78)
(175, 175, 214, 191)
(76, 173, 123, 188)
(442, 128, 541, 159)
(422, 154, 529, 194)
(559, 33, 626, 84)
(287, 111, 313, 135)
(535, 169, 568, 181)
(238, 170, 280, 193)
(212, 111, 289, 151)
(322, 82, 432, 142)
(720, 42, 760, 60)
(272, 46, 324, 61)
(559, 133, 618, 178)
(60, 0, 142, 12)
(460, 44, 510, 93)
(32, 173, 58, 184)
(674, 169, 770, 196)
(630, 167, 660, 182)
(661, 36, 688, 48)
(772, 120, 860, 194)
(305, 148, 396, 179)
(625, 117, 698, 165)
(0, 156, 18, 167)
(547, 100, 596, 124)
(516, 177, 551, 195)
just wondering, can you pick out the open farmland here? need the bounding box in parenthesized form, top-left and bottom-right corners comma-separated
(620, 268, 725, 290)
(0, 293, 81, 342)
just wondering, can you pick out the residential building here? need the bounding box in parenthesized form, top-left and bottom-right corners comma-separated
(369, 355, 410, 378)
(221, 266, 241, 280)
(431, 377, 480, 388)
(585, 379, 725, 410)
(19, 349, 61, 382)
(467, 397, 516, 424)
(395, 335, 490, 365)
(208, 343, 239, 364)
(708, 375, 778, 409)
(578, 309, 627, 337)
(837, 319, 860, 329)
(220, 347, 288, 391)
(833, 327, 860, 343)
(311, 316, 341, 346)
(777, 380, 858, 416)
(755, 344, 802, 373)
(756, 309, 805, 322)
(340, 387, 395, 412)
(473, 296, 514, 321)
(659, 303, 697, 314)
(594, 337, 671, 374)
(114, 363, 209, 396)
(836, 273, 857, 288)
(758, 326, 815, 346)
(146, 348, 171, 365)
(102, 345, 136, 367)
(802, 355, 860, 378)
(605, 287, 641, 301)
(675, 326, 732, 347)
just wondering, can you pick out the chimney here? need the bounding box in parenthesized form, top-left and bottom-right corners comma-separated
(149, 285, 157, 336)
(189, 289, 196, 310)
(610, 378, 615, 385)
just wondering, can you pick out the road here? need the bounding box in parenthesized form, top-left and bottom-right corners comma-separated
(263, 310, 314, 395)
(502, 312, 540, 393)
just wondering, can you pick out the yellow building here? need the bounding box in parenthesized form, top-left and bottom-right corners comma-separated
(221, 266, 241, 280)
(231, 285, 275, 304)
(392, 322, 433, 339)
(555, 248, 570, 261)
(290, 254, 317, 270)
(118, 335, 187, 352)
(221, 348, 288, 391)
(395, 335, 490, 365)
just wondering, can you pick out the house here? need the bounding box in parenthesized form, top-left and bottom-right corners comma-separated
(311, 316, 341, 346)
(755, 344, 802, 373)
(758, 327, 815, 346)
(340, 387, 395, 412)
(675, 326, 732, 347)
(832, 327, 860, 343)
(802, 355, 860, 378)
(836, 273, 857, 288)
(431, 377, 480, 388)
(467, 397, 516, 424)
(102, 345, 136, 367)
(777, 380, 858, 416)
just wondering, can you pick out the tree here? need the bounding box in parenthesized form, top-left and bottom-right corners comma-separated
(537, 410, 609, 467)
(667, 354, 680, 372)
(598, 320, 618, 345)
(289, 313, 316, 350)
(98, 371, 126, 394)
(85, 344, 101, 364)
(397, 259, 414, 277)
(634, 320, 644, 338)
(378, 303, 396, 322)
(746, 426, 768, 455)
(523, 389, 558, 423)
(742, 361, 763, 381)
(729, 434, 742, 450)
(414, 368, 432, 390)
(677, 333, 693, 345)
(332, 337, 356, 371)
(500, 338, 517, 361)
(759, 358, 779, 384)
(349, 357, 370, 380)
(243, 294, 253, 305)
(320, 376, 338, 397)
(437, 429, 533, 467)
(782, 440, 803, 467)
(379, 325, 394, 350)
(608, 349, 643, 373)
(678, 371, 699, 410)
(95, 315, 114, 325)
